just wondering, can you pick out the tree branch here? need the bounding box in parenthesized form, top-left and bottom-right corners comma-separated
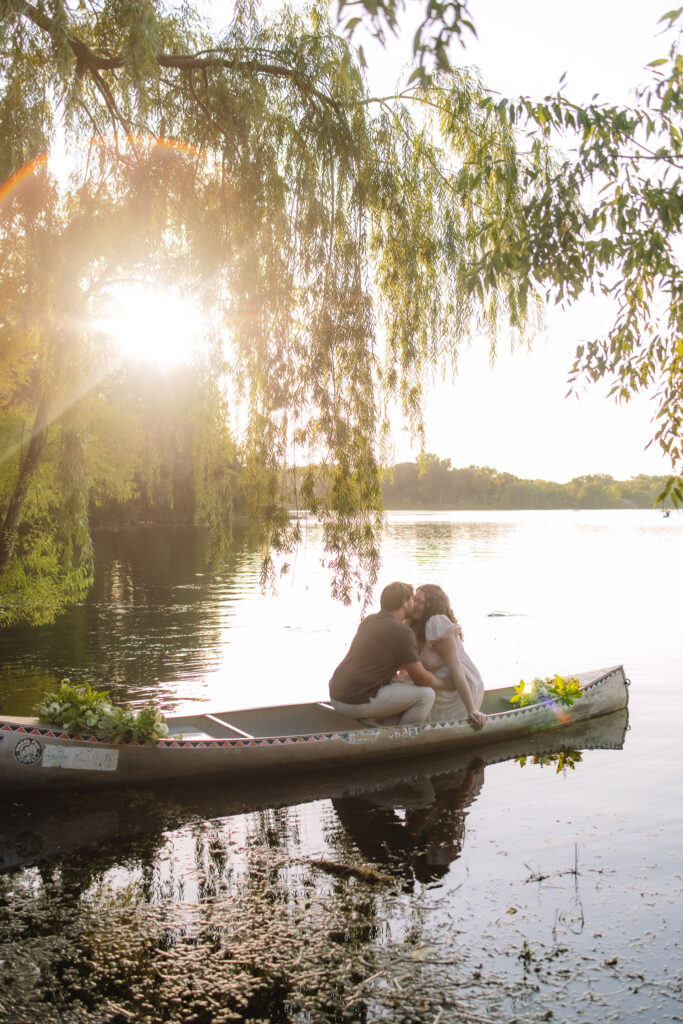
(18, 1, 343, 117)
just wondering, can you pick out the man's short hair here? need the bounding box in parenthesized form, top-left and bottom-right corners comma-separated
(380, 581, 414, 612)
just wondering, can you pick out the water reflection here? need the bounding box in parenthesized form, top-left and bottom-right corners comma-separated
(0, 710, 627, 879)
(331, 760, 484, 887)
(385, 516, 518, 567)
(0, 525, 263, 711)
(1, 511, 680, 719)
(0, 711, 628, 1023)
(1, 510, 680, 1022)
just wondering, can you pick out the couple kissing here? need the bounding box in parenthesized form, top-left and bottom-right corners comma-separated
(329, 581, 486, 729)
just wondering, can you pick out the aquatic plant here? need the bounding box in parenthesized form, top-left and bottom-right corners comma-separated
(35, 679, 168, 745)
(510, 674, 584, 708)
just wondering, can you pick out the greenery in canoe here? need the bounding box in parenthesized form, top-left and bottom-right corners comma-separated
(35, 680, 169, 745)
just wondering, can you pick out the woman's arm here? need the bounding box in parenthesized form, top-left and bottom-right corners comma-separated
(433, 634, 486, 729)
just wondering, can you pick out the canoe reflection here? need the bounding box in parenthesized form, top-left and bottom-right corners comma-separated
(0, 708, 627, 876)
(332, 759, 485, 884)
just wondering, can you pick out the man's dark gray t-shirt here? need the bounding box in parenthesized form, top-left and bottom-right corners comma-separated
(329, 611, 420, 705)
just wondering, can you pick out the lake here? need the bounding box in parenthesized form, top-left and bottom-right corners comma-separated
(1, 510, 681, 1023)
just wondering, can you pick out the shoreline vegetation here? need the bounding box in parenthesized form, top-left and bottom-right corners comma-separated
(378, 458, 671, 511)
(90, 457, 672, 530)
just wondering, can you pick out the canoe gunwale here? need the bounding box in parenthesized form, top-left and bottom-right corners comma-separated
(1, 665, 626, 750)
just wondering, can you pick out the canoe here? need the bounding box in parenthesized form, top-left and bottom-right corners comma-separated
(0, 705, 628, 874)
(0, 665, 629, 794)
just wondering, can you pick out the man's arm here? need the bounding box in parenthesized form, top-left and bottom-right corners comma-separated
(403, 661, 450, 691)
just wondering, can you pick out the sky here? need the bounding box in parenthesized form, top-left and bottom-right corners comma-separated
(360, 0, 674, 482)
(212, 2, 675, 481)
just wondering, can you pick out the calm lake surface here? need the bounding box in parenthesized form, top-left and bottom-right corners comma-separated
(1, 510, 682, 1023)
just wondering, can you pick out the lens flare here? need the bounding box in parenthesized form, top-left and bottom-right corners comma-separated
(0, 152, 48, 205)
(0, 134, 210, 369)
(86, 133, 206, 160)
(0, 134, 205, 206)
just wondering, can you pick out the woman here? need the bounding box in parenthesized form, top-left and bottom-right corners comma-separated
(409, 584, 486, 728)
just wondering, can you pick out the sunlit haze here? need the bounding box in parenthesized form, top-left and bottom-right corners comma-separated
(99, 283, 206, 368)
(78, 3, 679, 478)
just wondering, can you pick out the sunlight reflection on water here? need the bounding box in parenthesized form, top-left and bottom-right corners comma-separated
(0, 510, 681, 716)
(1, 510, 682, 1023)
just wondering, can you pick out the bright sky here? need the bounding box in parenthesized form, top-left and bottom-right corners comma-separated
(364, 0, 674, 482)
(217, 2, 675, 481)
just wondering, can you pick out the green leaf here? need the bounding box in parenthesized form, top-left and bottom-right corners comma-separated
(658, 8, 683, 25)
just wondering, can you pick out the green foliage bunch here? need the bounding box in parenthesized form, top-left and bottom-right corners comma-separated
(510, 674, 584, 709)
(337, 0, 476, 84)
(35, 680, 169, 745)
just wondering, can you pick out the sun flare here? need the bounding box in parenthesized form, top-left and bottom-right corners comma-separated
(99, 283, 206, 368)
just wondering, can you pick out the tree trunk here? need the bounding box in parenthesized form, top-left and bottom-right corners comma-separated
(0, 398, 50, 573)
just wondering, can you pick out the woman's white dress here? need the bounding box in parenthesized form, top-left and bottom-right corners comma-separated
(420, 614, 485, 723)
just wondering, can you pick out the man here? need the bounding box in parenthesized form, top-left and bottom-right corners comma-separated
(329, 581, 447, 725)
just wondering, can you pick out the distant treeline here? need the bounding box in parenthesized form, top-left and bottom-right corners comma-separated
(381, 456, 671, 510)
(92, 451, 671, 528)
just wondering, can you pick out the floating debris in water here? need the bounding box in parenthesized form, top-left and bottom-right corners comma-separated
(307, 858, 395, 885)
(487, 611, 529, 617)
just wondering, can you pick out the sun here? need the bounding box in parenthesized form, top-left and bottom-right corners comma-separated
(99, 283, 207, 368)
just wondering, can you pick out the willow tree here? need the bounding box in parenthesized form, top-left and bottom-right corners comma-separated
(0, 0, 543, 623)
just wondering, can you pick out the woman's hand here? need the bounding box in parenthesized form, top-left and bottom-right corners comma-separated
(467, 709, 487, 730)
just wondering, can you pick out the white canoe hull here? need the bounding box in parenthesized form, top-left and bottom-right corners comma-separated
(0, 666, 629, 794)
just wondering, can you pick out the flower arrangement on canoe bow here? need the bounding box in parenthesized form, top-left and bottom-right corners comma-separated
(510, 674, 584, 709)
(35, 680, 169, 745)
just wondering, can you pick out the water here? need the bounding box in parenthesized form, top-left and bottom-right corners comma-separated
(0, 510, 681, 1023)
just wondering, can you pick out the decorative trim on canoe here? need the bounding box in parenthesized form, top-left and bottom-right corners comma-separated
(0, 714, 546, 748)
(1, 718, 450, 748)
(0, 722, 147, 746)
(0, 719, 351, 749)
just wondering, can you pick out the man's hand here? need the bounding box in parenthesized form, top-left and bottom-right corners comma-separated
(403, 661, 448, 690)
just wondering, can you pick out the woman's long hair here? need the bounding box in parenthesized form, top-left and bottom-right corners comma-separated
(411, 584, 457, 642)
